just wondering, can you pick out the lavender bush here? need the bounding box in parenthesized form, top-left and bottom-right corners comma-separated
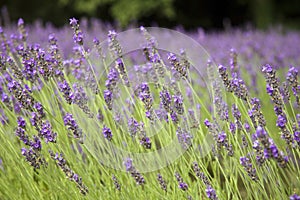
(0, 18, 300, 200)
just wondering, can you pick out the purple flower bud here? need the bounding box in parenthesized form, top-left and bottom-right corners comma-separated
(69, 18, 78, 26)
(266, 84, 274, 95)
(276, 115, 286, 128)
(58, 80, 73, 104)
(205, 185, 218, 200)
(178, 182, 188, 191)
(204, 119, 211, 128)
(255, 126, 267, 139)
(30, 136, 42, 151)
(173, 94, 184, 115)
(217, 132, 226, 143)
(102, 125, 113, 141)
(262, 64, 273, 74)
(17, 18, 24, 27)
(63, 113, 83, 140)
(140, 136, 151, 149)
(290, 194, 300, 200)
(229, 122, 236, 133)
(123, 158, 133, 172)
(17, 116, 26, 129)
(244, 122, 250, 132)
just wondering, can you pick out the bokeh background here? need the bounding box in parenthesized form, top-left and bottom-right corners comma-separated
(0, 0, 300, 30)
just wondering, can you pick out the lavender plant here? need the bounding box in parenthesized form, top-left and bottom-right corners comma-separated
(0, 18, 299, 200)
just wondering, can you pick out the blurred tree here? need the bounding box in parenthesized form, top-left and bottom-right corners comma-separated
(58, 0, 175, 27)
(0, 0, 300, 30)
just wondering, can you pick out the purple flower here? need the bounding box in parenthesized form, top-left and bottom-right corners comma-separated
(160, 88, 172, 112)
(105, 67, 118, 91)
(102, 125, 113, 141)
(58, 80, 73, 104)
(173, 94, 184, 115)
(108, 30, 117, 41)
(239, 156, 249, 166)
(232, 104, 241, 120)
(1, 92, 10, 103)
(217, 132, 226, 143)
(204, 119, 211, 128)
(22, 147, 47, 169)
(157, 173, 167, 191)
(276, 115, 286, 128)
(137, 83, 152, 110)
(15, 127, 29, 145)
(18, 18, 24, 27)
(63, 113, 83, 140)
(262, 64, 273, 74)
(73, 31, 83, 45)
(112, 174, 121, 191)
(69, 18, 78, 26)
(30, 112, 41, 129)
(294, 131, 300, 143)
(205, 185, 218, 200)
(22, 58, 38, 82)
(254, 126, 267, 139)
(40, 121, 57, 143)
(244, 122, 250, 132)
(229, 122, 236, 133)
(269, 142, 279, 158)
(104, 89, 113, 110)
(266, 84, 274, 95)
(170, 110, 179, 123)
(176, 127, 192, 149)
(128, 117, 139, 137)
(178, 182, 188, 191)
(17, 116, 26, 129)
(140, 136, 151, 149)
(30, 136, 42, 151)
(34, 102, 45, 118)
(290, 194, 300, 200)
(123, 157, 133, 172)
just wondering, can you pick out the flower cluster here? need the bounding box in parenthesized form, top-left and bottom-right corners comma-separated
(286, 67, 300, 107)
(58, 80, 73, 104)
(159, 87, 172, 113)
(15, 117, 47, 170)
(21, 147, 47, 170)
(115, 58, 129, 87)
(17, 18, 27, 42)
(204, 119, 233, 156)
(7, 79, 36, 111)
(174, 172, 188, 191)
(108, 30, 122, 58)
(218, 65, 248, 101)
(49, 150, 88, 195)
(123, 158, 145, 186)
(211, 78, 229, 121)
(193, 162, 218, 200)
(176, 127, 192, 150)
(69, 18, 83, 45)
(253, 126, 288, 167)
(102, 125, 113, 141)
(248, 98, 266, 128)
(137, 122, 151, 149)
(157, 173, 167, 192)
(72, 83, 93, 118)
(112, 174, 121, 191)
(240, 156, 258, 181)
(167, 53, 188, 78)
(63, 113, 84, 141)
(39, 121, 57, 143)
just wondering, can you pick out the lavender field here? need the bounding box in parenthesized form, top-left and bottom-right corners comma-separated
(0, 18, 300, 200)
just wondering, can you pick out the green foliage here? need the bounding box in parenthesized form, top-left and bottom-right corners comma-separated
(57, 0, 175, 27)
